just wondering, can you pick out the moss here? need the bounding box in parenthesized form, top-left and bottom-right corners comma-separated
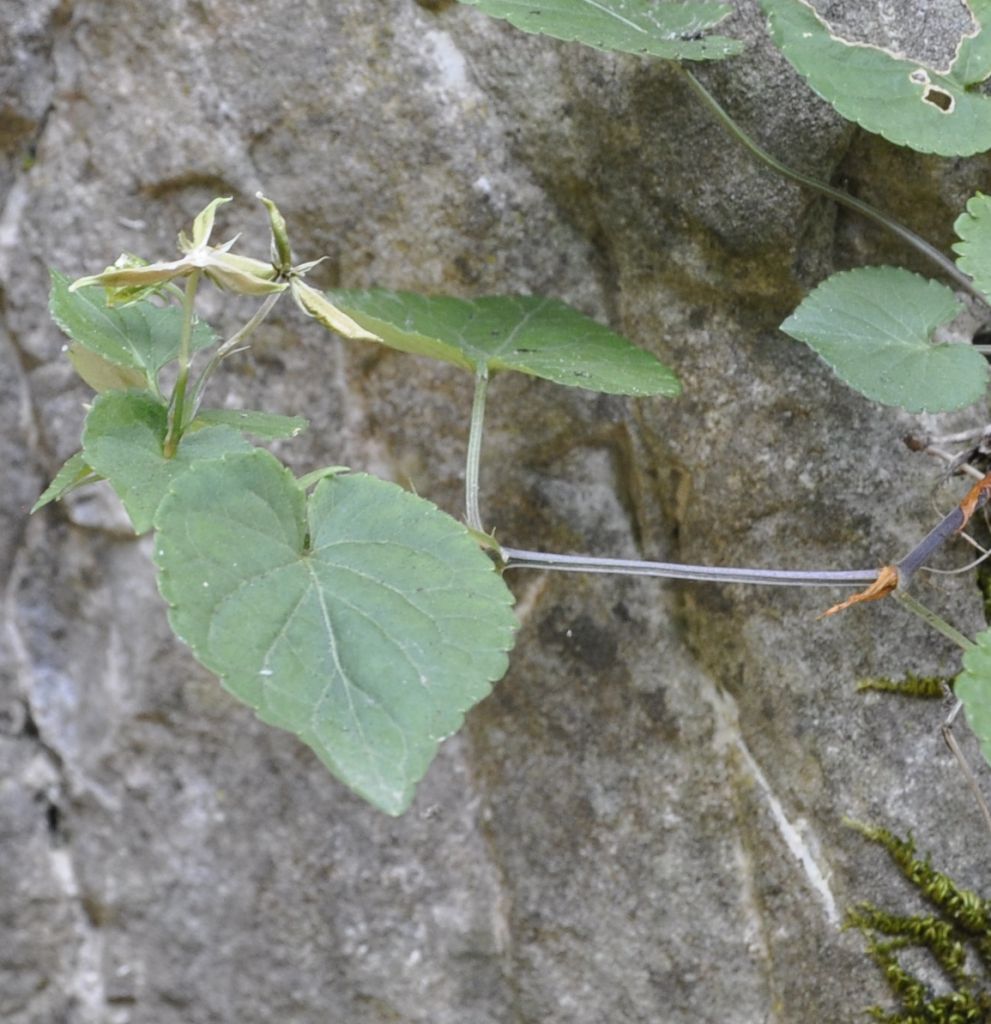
(846, 821, 991, 1023)
(856, 675, 949, 699)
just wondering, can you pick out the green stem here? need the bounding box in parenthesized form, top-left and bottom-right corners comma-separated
(678, 67, 988, 306)
(188, 290, 283, 420)
(893, 590, 976, 652)
(163, 271, 201, 459)
(465, 364, 489, 532)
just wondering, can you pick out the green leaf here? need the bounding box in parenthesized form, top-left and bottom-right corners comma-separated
(31, 451, 99, 513)
(67, 344, 148, 393)
(191, 408, 308, 440)
(780, 267, 987, 413)
(82, 391, 253, 533)
(457, 0, 743, 61)
(758, 0, 991, 156)
(953, 191, 991, 302)
(325, 290, 681, 397)
(50, 270, 216, 383)
(956, 628, 991, 770)
(153, 450, 517, 815)
(297, 465, 351, 490)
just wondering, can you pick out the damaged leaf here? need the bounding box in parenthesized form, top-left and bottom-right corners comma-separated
(759, 0, 991, 156)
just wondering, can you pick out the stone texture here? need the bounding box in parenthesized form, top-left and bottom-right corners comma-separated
(3, 1, 991, 1022)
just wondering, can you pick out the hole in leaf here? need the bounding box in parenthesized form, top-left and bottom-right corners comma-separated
(973, 322, 991, 362)
(922, 85, 954, 113)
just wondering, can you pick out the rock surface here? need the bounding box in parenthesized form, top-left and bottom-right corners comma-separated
(2, 1, 991, 1022)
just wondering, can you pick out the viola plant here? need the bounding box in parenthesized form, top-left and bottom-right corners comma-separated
(33, 3, 991, 1015)
(36, 0, 991, 815)
(36, 193, 684, 815)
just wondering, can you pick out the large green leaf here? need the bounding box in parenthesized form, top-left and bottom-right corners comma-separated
(153, 451, 517, 814)
(953, 192, 991, 302)
(759, 0, 991, 156)
(956, 628, 991, 770)
(457, 0, 743, 61)
(50, 270, 216, 384)
(324, 289, 681, 397)
(82, 391, 253, 533)
(780, 267, 987, 413)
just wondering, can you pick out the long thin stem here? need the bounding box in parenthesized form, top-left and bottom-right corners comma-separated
(940, 710, 991, 840)
(188, 290, 284, 420)
(465, 365, 489, 532)
(892, 590, 976, 651)
(500, 546, 879, 587)
(678, 67, 988, 306)
(163, 270, 201, 459)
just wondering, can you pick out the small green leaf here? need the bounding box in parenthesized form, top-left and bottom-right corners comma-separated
(953, 192, 991, 302)
(297, 465, 351, 490)
(67, 344, 148, 393)
(325, 290, 681, 397)
(956, 628, 991, 770)
(82, 391, 253, 533)
(781, 267, 987, 413)
(191, 408, 309, 440)
(154, 450, 517, 815)
(31, 451, 99, 513)
(51, 271, 216, 383)
(457, 0, 743, 61)
(759, 0, 991, 156)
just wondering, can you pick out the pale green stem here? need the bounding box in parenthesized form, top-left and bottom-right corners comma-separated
(678, 67, 988, 306)
(164, 271, 201, 459)
(893, 590, 976, 652)
(465, 365, 489, 532)
(188, 290, 284, 419)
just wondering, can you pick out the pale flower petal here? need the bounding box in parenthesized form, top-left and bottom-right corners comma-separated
(291, 279, 382, 341)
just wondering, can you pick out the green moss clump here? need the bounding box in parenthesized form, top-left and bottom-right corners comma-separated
(845, 821, 991, 1023)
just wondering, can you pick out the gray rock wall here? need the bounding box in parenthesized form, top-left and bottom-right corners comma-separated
(2, 1, 990, 1022)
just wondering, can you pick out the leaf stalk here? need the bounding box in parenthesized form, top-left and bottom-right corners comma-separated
(500, 546, 879, 587)
(465, 365, 489, 532)
(678, 67, 988, 306)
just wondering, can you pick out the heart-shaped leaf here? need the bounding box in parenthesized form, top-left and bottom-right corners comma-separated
(153, 451, 517, 814)
(82, 391, 253, 533)
(31, 451, 99, 513)
(324, 289, 681, 397)
(50, 270, 217, 384)
(953, 192, 991, 302)
(457, 0, 743, 61)
(190, 408, 308, 440)
(780, 267, 987, 412)
(956, 628, 991, 771)
(759, 0, 991, 156)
